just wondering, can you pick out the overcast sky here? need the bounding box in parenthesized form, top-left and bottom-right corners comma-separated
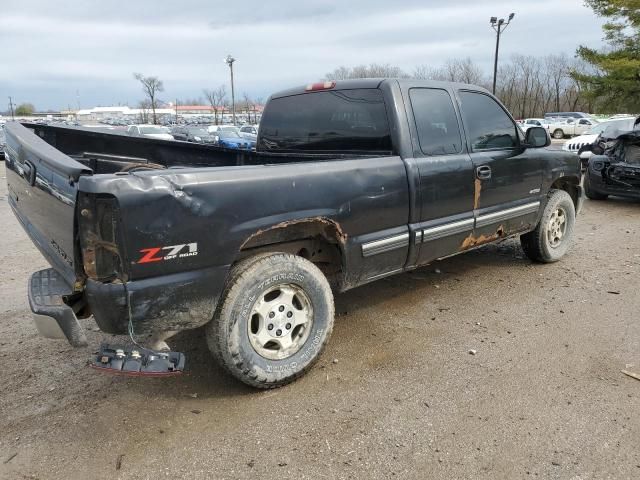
(1, 0, 606, 111)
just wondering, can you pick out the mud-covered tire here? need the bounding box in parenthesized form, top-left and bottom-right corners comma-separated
(206, 253, 334, 389)
(520, 189, 576, 263)
(583, 172, 608, 200)
(553, 129, 564, 139)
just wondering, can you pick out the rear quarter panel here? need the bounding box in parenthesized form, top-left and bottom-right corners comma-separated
(79, 156, 410, 285)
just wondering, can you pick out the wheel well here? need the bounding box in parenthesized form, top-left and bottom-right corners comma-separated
(238, 218, 346, 288)
(550, 176, 580, 210)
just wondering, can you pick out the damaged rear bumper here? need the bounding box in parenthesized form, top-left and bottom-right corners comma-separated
(28, 269, 88, 347)
(86, 265, 229, 336)
(28, 265, 229, 346)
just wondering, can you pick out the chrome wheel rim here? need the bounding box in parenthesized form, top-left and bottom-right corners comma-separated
(247, 284, 314, 360)
(547, 207, 567, 248)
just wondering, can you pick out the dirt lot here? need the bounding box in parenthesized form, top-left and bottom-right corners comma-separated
(0, 160, 639, 480)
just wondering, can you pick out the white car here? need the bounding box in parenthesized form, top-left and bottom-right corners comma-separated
(519, 118, 552, 132)
(239, 124, 259, 136)
(127, 125, 174, 140)
(562, 116, 638, 161)
(548, 117, 598, 139)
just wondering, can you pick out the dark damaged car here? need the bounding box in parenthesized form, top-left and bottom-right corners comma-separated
(582, 117, 640, 200)
(4, 79, 583, 388)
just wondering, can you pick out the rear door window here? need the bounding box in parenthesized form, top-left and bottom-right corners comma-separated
(409, 88, 462, 155)
(459, 91, 518, 151)
(259, 89, 391, 153)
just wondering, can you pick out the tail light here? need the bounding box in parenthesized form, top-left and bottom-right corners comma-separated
(305, 81, 336, 91)
(77, 193, 126, 282)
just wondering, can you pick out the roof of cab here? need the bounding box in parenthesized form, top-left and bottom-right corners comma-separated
(269, 78, 490, 100)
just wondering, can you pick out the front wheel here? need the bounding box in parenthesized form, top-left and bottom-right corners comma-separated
(553, 129, 564, 139)
(520, 189, 576, 263)
(207, 253, 334, 388)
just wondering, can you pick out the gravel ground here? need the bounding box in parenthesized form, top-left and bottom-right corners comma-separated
(0, 160, 639, 480)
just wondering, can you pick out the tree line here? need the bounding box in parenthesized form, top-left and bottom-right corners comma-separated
(326, 0, 638, 118)
(325, 54, 595, 119)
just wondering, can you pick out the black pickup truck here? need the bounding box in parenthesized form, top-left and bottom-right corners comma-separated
(5, 79, 583, 388)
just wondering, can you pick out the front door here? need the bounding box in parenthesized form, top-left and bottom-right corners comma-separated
(457, 90, 543, 246)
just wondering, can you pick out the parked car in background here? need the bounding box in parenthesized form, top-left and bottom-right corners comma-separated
(207, 125, 240, 135)
(563, 117, 638, 168)
(518, 118, 552, 132)
(171, 126, 217, 144)
(214, 129, 255, 149)
(239, 124, 259, 136)
(548, 117, 598, 139)
(127, 125, 174, 140)
(582, 117, 640, 200)
(544, 112, 593, 120)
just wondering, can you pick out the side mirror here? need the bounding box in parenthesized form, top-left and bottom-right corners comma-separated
(524, 126, 550, 148)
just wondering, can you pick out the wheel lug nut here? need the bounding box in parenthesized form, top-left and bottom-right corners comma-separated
(276, 329, 282, 336)
(267, 324, 274, 331)
(279, 306, 285, 312)
(286, 323, 292, 329)
(268, 312, 275, 318)
(287, 311, 293, 318)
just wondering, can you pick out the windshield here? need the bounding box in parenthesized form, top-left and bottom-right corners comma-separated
(139, 126, 170, 134)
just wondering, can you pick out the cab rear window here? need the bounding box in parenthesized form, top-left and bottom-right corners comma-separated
(259, 89, 392, 153)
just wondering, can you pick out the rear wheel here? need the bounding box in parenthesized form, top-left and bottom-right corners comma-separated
(520, 189, 575, 263)
(553, 129, 564, 139)
(583, 172, 608, 200)
(206, 253, 334, 388)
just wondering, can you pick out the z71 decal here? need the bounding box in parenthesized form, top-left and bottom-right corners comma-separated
(137, 243, 198, 264)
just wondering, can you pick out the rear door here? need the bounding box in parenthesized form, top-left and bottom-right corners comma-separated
(457, 90, 543, 243)
(405, 87, 475, 264)
(4, 123, 90, 286)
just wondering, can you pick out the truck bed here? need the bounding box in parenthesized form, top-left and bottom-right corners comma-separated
(26, 123, 388, 174)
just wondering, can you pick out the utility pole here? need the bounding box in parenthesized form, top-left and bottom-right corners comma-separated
(490, 13, 515, 95)
(8, 96, 15, 120)
(225, 54, 236, 125)
(175, 98, 178, 124)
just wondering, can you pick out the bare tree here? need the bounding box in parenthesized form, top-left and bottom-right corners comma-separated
(137, 99, 151, 124)
(252, 97, 264, 124)
(326, 56, 595, 118)
(203, 85, 227, 125)
(133, 73, 164, 124)
(241, 93, 255, 124)
(545, 54, 570, 113)
(412, 64, 446, 80)
(325, 63, 408, 80)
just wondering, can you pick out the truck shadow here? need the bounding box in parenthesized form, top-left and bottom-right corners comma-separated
(159, 239, 529, 398)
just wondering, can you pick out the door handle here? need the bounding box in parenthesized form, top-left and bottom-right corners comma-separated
(476, 165, 492, 180)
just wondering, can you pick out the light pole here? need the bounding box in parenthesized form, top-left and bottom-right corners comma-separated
(225, 54, 236, 125)
(8, 96, 15, 120)
(490, 13, 515, 95)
